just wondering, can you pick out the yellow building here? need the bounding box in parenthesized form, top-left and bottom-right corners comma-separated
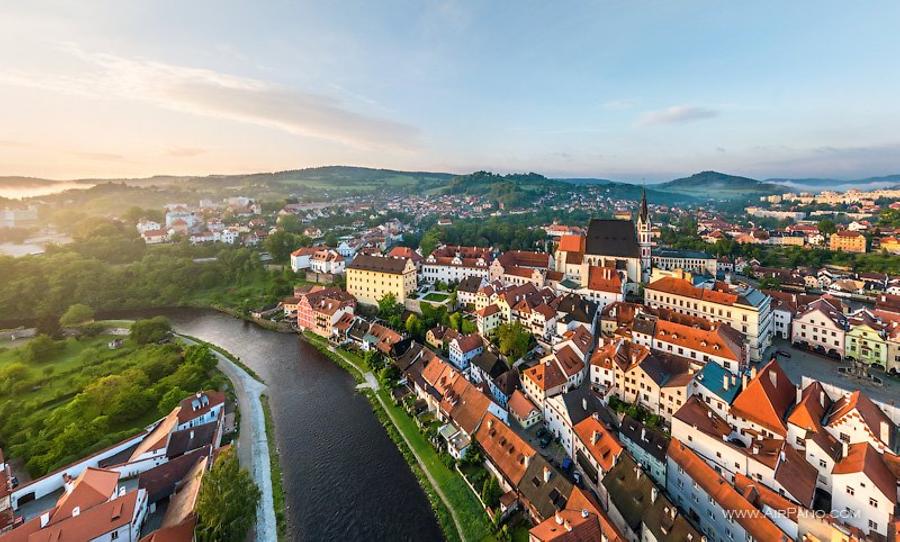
(346, 254, 417, 306)
(879, 236, 900, 255)
(829, 230, 866, 253)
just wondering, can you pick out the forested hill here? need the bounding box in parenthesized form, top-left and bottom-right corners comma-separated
(654, 170, 789, 199)
(443, 171, 570, 207)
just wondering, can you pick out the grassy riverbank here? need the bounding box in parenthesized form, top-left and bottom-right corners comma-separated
(261, 395, 287, 541)
(300, 332, 495, 542)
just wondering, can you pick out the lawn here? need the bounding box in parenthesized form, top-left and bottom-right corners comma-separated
(423, 292, 451, 303)
(0, 335, 121, 405)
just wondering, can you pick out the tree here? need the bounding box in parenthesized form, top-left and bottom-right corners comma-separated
(481, 476, 502, 507)
(448, 312, 462, 332)
(378, 293, 404, 324)
(419, 228, 442, 257)
(264, 230, 303, 263)
(130, 316, 172, 345)
(195, 447, 261, 542)
(23, 335, 64, 363)
(60, 303, 95, 327)
(276, 214, 303, 233)
(405, 314, 423, 340)
(817, 219, 837, 237)
(158, 386, 187, 414)
(496, 323, 533, 361)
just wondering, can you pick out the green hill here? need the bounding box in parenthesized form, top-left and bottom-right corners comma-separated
(656, 171, 788, 199)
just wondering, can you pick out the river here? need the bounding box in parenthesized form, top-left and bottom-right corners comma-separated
(157, 309, 443, 542)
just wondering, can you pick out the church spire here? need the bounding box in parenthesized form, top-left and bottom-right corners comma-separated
(639, 186, 649, 223)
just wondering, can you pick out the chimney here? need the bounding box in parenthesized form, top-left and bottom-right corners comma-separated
(40, 513, 50, 528)
(769, 370, 777, 388)
(564, 519, 572, 532)
(582, 398, 588, 411)
(555, 511, 563, 525)
(581, 509, 589, 519)
(543, 466, 552, 483)
(72, 506, 80, 517)
(796, 386, 803, 405)
(881, 421, 890, 445)
(741, 372, 749, 389)
(723, 375, 729, 391)
(641, 428, 647, 442)
(752, 445, 760, 455)
(819, 391, 825, 408)
(651, 487, 658, 503)
(779, 450, 786, 463)
(488, 419, 494, 429)
(190, 430, 195, 440)
(750, 366, 757, 380)
(635, 467, 642, 480)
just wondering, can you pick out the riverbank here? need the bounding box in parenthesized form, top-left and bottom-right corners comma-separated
(261, 395, 287, 541)
(177, 334, 278, 542)
(301, 332, 495, 542)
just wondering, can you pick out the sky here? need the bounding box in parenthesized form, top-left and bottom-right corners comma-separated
(1, 1, 899, 182)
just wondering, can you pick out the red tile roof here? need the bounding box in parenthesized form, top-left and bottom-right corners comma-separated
(475, 414, 536, 486)
(573, 416, 623, 472)
(667, 439, 786, 542)
(730, 360, 795, 437)
(832, 443, 897, 503)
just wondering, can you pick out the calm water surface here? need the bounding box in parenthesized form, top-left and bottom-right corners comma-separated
(158, 309, 443, 542)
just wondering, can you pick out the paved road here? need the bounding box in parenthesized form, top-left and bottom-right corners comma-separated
(769, 337, 900, 405)
(180, 336, 277, 542)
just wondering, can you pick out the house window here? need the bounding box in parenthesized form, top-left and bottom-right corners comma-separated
(846, 486, 854, 496)
(868, 520, 878, 531)
(869, 497, 878, 508)
(819, 459, 827, 468)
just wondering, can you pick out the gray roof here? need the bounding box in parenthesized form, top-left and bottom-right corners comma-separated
(585, 219, 640, 258)
(619, 415, 669, 464)
(348, 254, 409, 274)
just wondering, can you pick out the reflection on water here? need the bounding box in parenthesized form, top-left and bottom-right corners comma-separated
(158, 309, 444, 542)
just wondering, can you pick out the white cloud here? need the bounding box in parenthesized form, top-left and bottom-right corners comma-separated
(0, 44, 418, 151)
(637, 105, 719, 126)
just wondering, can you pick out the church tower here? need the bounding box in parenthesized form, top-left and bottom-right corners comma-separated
(636, 187, 652, 281)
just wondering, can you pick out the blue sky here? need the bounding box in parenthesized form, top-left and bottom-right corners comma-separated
(1, 1, 899, 180)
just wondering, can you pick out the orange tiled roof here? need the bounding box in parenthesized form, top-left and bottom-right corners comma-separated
(730, 360, 795, 437)
(508, 390, 539, 420)
(832, 443, 897, 503)
(573, 416, 623, 472)
(587, 266, 622, 294)
(667, 439, 786, 542)
(824, 390, 893, 443)
(653, 319, 743, 362)
(647, 276, 738, 306)
(557, 235, 585, 253)
(523, 361, 567, 392)
(475, 414, 536, 486)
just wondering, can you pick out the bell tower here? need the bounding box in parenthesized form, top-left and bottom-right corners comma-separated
(636, 187, 652, 281)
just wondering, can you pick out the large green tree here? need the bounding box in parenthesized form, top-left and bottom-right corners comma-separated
(59, 303, 95, 327)
(195, 448, 261, 542)
(130, 316, 172, 345)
